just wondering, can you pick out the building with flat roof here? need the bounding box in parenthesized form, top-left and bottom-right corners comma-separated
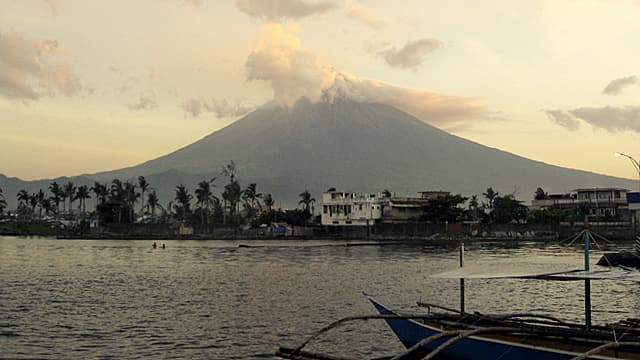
(321, 190, 451, 225)
(321, 191, 388, 226)
(530, 187, 630, 221)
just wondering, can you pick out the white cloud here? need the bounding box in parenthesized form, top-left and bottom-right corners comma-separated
(376, 38, 442, 70)
(545, 109, 581, 131)
(602, 75, 638, 95)
(570, 106, 640, 133)
(0, 31, 82, 100)
(545, 106, 640, 133)
(324, 71, 485, 127)
(244, 23, 484, 127)
(346, 1, 384, 29)
(181, 97, 255, 118)
(245, 23, 325, 106)
(235, 0, 337, 20)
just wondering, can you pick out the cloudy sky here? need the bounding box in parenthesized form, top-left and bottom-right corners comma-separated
(2, 0, 640, 181)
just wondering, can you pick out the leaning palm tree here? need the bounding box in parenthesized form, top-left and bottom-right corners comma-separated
(298, 190, 316, 216)
(138, 176, 149, 215)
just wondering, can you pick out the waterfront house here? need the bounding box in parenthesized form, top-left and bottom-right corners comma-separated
(530, 187, 630, 222)
(321, 191, 388, 226)
(321, 190, 451, 226)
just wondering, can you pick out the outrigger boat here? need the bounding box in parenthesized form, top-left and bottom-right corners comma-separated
(276, 226, 640, 359)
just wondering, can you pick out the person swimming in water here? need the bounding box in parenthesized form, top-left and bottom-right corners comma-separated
(152, 242, 157, 249)
(161, 243, 166, 250)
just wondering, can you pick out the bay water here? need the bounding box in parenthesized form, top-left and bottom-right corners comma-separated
(1, 237, 639, 359)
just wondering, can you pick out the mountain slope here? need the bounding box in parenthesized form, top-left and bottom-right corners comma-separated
(1, 99, 634, 209)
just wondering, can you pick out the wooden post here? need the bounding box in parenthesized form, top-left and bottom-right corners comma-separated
(583, 222, 592, 331)
(460, 240, 465, 314)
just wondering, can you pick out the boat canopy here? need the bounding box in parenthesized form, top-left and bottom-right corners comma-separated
(432, 266, 640, 282)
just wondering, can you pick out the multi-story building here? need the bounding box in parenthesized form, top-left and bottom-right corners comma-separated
(321, 190, 451, 225)
(530, 187, 630, 221)
(387, 191, 450, 221)
(321, 191, 388, 226)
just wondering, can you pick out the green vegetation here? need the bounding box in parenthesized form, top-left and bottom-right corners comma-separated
(0, 161, 319, 237)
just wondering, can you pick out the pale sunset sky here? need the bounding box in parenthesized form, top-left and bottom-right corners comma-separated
(2, 0, 640, 181)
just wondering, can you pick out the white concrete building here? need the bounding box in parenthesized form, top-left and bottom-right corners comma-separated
(321, 191, 388, 226)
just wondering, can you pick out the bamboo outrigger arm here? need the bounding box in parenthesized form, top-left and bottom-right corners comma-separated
(570, 341, 640, 360)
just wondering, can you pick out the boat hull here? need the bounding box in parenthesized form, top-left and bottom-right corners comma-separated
(370, 298, 636, 360)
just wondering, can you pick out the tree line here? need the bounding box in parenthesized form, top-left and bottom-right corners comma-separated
(0, 161, 318, 228)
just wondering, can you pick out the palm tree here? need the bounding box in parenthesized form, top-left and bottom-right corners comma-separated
(263, 193, 274, 211)
(110, 179, 125, 222)
(221, 161, 241, 224)
(75, 185, 91, 218)
(483, 187, 498, 210)
(123, 182, 139, 223)
(0, 188, 7, 216)
(195, 178, 217, 226)
(41, 198, 54, 217)
(17, 189, 30, 208)
(174, 184, 192, 222)
(298, 190, 316, 216)
(468, 194, 480, 220)
(28, 193, 38, 216)
(64, 182, 76, 214)
(49, 181, 63, 214)
(36, 189, 46, 219)
(91, 182, 108, 209)
(242, 183, 263, 220)
(138, 176, 149, 215)
(147, 190, 159, 217)
(222, 180, 242, 224)
(221, 160, 236, 182)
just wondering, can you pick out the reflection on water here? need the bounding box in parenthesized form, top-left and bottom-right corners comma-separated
(1, 237, 639, 359)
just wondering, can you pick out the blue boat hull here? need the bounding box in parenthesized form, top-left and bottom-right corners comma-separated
(370, 298, 621, 360)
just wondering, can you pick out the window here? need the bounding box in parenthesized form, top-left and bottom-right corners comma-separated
(332, 220, 339, 224)
(359, 204, 363, 211)
(323, 205, 328, 214)
(346, 220, 352, 224)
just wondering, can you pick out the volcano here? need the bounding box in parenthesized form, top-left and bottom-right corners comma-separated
(1, 98, 633, 208)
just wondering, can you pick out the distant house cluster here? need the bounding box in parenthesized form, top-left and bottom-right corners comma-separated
(531, 188, 633, 222)
(322, 187, 640, 227)
(321, 190, 450, 226)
